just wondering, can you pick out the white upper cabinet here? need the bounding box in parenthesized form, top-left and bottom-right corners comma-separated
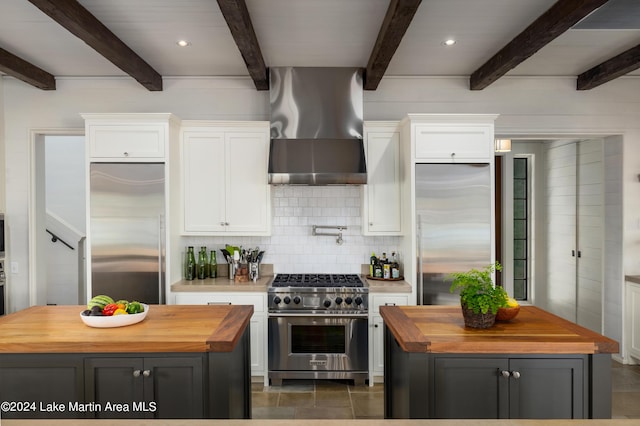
(362, 122, 402, 235)
(409, 114, 497, 162)
(83, 113, 178, 161)
(181, 122, 271, 236)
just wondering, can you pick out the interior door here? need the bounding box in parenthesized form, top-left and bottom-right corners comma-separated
(575, 139, 603, 332)
(544, 140, 603, 331)
(545, 141, 577, 322)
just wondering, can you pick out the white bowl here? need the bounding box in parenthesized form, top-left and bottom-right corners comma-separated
(80, 304, 149, 328)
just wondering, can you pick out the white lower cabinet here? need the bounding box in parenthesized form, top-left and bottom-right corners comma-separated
(173, 292, 267, 380)
(626, 281, 640, 363)
(369, 293, 410, 384)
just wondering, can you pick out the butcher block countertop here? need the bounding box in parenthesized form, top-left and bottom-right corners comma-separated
(0, 304, 253, 354)
(380, 305, 619, 354)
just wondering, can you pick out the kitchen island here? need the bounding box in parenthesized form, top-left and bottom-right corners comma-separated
(0, 304, 253, 419)
(380, 305, 619, 420)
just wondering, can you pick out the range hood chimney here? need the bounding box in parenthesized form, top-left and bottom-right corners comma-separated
(268, 67, 366, 185)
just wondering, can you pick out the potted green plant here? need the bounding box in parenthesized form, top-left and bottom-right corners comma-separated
(449, 262, 508, 329)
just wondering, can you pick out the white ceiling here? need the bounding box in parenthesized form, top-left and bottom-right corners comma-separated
(1, 0, 639, 85)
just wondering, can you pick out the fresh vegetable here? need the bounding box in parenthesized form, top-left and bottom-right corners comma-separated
(102, 303, 119, 316)
(126, 301, 143, 314)
(87, 295, 115, 310)
(113, 308, 128, 315)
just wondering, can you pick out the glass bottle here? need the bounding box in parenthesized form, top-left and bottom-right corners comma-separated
(201, 246, 209, 278)
(391, 252, 400, 279)
(185, 246, 196, 281)
(197, 247, 207, 279)
(369, 252, 377, 277)
(374, 257, 383, 278)
(209, 250, 217, 278)
(383, 253, 391, 279)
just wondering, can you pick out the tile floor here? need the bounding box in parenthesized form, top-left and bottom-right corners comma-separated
(252, 379, 383, 419)
(252, 361, 640, 419)
(612, 361, 640, 419)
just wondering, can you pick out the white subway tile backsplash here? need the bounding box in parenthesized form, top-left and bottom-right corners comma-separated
(183, 186, 401, 273)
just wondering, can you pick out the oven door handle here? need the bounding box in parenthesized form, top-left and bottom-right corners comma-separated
(268, 312, 368, 319)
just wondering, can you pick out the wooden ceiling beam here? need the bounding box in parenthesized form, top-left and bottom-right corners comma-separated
(470, 0, 610, 90)
(27, 0, 162, 91)
(217, 0, 268, 91)
(365, 0, 422, 91)
(577, 44, 640, 90)
(0, 47, 55, 90)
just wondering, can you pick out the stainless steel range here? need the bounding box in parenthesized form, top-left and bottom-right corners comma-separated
(267, 273, 369, 386)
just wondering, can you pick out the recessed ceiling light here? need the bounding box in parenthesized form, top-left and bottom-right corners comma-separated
(176, 40, 191, 47)
(442, 39, 456, 46)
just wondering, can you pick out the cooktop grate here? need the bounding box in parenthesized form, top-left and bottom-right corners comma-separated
(271, 273, 364, 288)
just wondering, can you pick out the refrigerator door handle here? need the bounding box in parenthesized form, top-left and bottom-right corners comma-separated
(158, 213, 166, 305)
(417, 216, 423, 305)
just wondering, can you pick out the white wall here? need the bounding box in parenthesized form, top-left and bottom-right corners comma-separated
(45, 135, 86, 231)
(3, 75, 640, 325)
(182, 186, 401, 275)
(603, 135, 624, 350)
(0, 78, 5, 213)
(44, 135, 86, 305)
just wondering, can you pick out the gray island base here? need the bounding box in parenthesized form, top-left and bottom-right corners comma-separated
(0, 305, 253, 419)
(381, 305, 619, 419)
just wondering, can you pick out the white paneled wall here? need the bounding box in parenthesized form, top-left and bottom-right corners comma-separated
(603, 136, 623, 351)
(545, 141, 578, 322)
(183, 186, 401, 274)
(576, 139, 603, 332)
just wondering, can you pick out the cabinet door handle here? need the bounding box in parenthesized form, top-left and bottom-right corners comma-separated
(577, 250, 582, 258)
(225, 222, 230, 226)
(451, 152, 456, 158)
(374, 324, 379, 328)
(572, 250, 575, 257)
(511, 371, 521, 379)
(220, 221, 225, 226)
(133, 370, 141, 377)
(123, 152, 129, 157)
(142, 370, 151, 377)
(500, 370, 511, 378)
(369, 222, 373, 226)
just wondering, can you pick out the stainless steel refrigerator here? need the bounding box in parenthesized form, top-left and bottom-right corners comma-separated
(416, 163, 492, 305)
(89, 163, 165, 304)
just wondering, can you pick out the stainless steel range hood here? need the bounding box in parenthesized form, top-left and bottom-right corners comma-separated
(268, 67, 366, 185)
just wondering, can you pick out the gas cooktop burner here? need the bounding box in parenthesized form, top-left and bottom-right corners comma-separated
(271, 273, 364, 288)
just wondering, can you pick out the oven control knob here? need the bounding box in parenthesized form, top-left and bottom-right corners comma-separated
(293, 296, 301, 304)
(345, 297, 353, 305)
(284, 296, 291, 304)
(273, 296, 281, 305)
(323, 299, 332, 308)
(335, 297, 343, 305)
(354, 296, 363, 306)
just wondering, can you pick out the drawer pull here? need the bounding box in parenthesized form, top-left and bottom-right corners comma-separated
(384, 303, 397, 306)
(207, 302, 232, 305)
